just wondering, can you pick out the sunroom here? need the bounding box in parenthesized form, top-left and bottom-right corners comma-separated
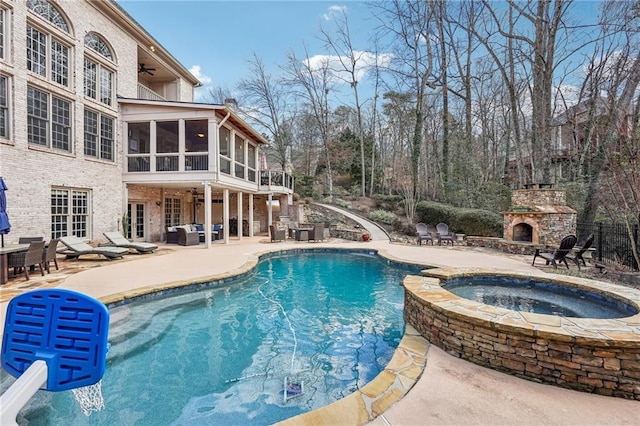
(119, 99, 294, 245)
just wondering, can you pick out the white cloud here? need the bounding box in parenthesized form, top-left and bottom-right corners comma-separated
(189, 65, 212, 85)
(304, 51, 393, 84)
(323, 5, 347, 20)
(189, 65, 212, 102)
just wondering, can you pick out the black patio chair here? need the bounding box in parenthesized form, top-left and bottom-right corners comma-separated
(531, 234, 577, 269)
(566, 234, 594, 270)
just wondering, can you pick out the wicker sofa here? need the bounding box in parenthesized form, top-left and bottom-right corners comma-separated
(166, 225, 199, 245)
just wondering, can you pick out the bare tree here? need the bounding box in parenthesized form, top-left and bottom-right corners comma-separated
(285, 47, 336, 196)
(237, 53, 293, 171)
(320, 7, 369, 196)
(373, 0, 437, 209)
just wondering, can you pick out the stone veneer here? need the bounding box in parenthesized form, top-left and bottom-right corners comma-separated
(504, 189, 577, 246)
(403, 268, 640, 400)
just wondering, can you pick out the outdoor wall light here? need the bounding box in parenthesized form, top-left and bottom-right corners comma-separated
(156, 201, 162, 206)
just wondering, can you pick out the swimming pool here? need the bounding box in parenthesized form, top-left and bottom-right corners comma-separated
(3, 250, 422, 425)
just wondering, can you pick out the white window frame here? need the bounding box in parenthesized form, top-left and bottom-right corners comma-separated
(51, 188, 91, 239)
(26, 23, 70, 87)
(0, 8, 6, 60)
(219, 126, 232, 175)
(27, 85, 72, 152)
(84, 56, 114, 106)
(164, 198, 182, 227)
(84, 108, 114, 161)
(0, 74, 9, 139)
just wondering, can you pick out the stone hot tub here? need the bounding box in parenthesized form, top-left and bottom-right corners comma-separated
(403, 267, 640, 400)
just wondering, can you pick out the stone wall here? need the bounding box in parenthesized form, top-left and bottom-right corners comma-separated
(403, 272, 640, 401)
(511, 189, 567, 208)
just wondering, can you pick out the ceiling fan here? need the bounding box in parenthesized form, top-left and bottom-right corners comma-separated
(138, 63, 156, 76)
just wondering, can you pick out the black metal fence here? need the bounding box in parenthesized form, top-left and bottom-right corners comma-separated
(576, 221, 639, 271)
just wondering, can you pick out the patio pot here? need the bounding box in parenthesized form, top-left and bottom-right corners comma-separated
(362, 234, 371, 242)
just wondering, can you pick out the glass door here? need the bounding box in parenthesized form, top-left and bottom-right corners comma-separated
(126, 202, 147, 241)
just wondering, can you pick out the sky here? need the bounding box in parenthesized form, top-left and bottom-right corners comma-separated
(117, 1, 379, 102)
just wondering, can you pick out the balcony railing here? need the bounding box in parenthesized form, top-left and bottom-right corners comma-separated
(260, 170, 294, 191)
(185, 154, 208, 171)
(124, 154, 294, 192)
(127, 153, 207, 172)
(137, 83, 165, 101)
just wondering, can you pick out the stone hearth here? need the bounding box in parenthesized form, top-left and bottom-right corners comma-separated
(504, 186, 576, 246)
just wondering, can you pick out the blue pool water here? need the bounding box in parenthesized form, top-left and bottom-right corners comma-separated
(443, 276, 638, 319)
(2, 251, 421, 425)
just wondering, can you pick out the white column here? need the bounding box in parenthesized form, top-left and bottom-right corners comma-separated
(248, 194, 254, 237)
(223, 189, 229, 244)
(237, 191, 243, 241)
(267, 193, 273, 227)
(178, 119, 185, 171)
(204, 182, 212, 248)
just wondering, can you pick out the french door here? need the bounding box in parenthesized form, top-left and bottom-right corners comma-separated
(127, 202, 147, 241)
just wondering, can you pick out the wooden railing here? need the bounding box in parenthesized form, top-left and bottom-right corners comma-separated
(137, 83, 165, 101)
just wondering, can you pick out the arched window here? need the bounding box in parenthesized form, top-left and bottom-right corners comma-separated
(26, 0, 71, 87)
(27, 0, 69, 33)
(83, 32, 114, 106)
(84, 33, 113, 60)
(83, 32, 116, 161)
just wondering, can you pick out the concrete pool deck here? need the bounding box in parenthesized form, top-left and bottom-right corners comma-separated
(1, 237, 638, 424)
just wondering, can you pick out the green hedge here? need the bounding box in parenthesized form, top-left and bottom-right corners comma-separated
(416, 201, 503, 237)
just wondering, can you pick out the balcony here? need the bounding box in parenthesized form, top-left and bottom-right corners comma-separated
(260, 170, 294, 193)
(137, 83, 165, 101)
(126, 153, 208, 172)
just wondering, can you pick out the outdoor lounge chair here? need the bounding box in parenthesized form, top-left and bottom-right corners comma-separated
(566, 233, 594, 270)
(58, 235, 128, 260)
(416, 223, 433, 246)
(531, 234, 577, 269)
(436, 223, 455, 246)
(103, 232, 158, 254)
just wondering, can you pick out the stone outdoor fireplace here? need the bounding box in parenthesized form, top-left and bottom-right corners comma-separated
(504, 184, 577, 246)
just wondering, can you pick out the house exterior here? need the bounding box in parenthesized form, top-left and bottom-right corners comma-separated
(0, 0, 293, 246)
(549, 97, 632, 182)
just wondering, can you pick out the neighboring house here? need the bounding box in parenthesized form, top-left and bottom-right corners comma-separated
(550, 97, 632, 182)
(0, 0, 293, 245)
(505, 97, 632, 186)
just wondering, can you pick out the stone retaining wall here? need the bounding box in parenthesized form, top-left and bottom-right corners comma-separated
(329, 226, 369, 241)
(403, 270, 640, 400)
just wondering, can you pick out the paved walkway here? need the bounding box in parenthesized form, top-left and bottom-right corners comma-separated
(1, 223, 638, 424)
(316, 203, 390, 242)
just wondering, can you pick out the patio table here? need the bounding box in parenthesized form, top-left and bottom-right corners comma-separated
(291, 227, 313, 241)
(0, 244, 29, 284)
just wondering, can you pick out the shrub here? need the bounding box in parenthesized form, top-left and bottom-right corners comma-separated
(416, 201, 456, 225)
(372, 194, 403, 211)
(416, 201, 503, 237)
(334, 198, 351, 209)
(368, 209, 397, 225)
(454, 208, 503, 237)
